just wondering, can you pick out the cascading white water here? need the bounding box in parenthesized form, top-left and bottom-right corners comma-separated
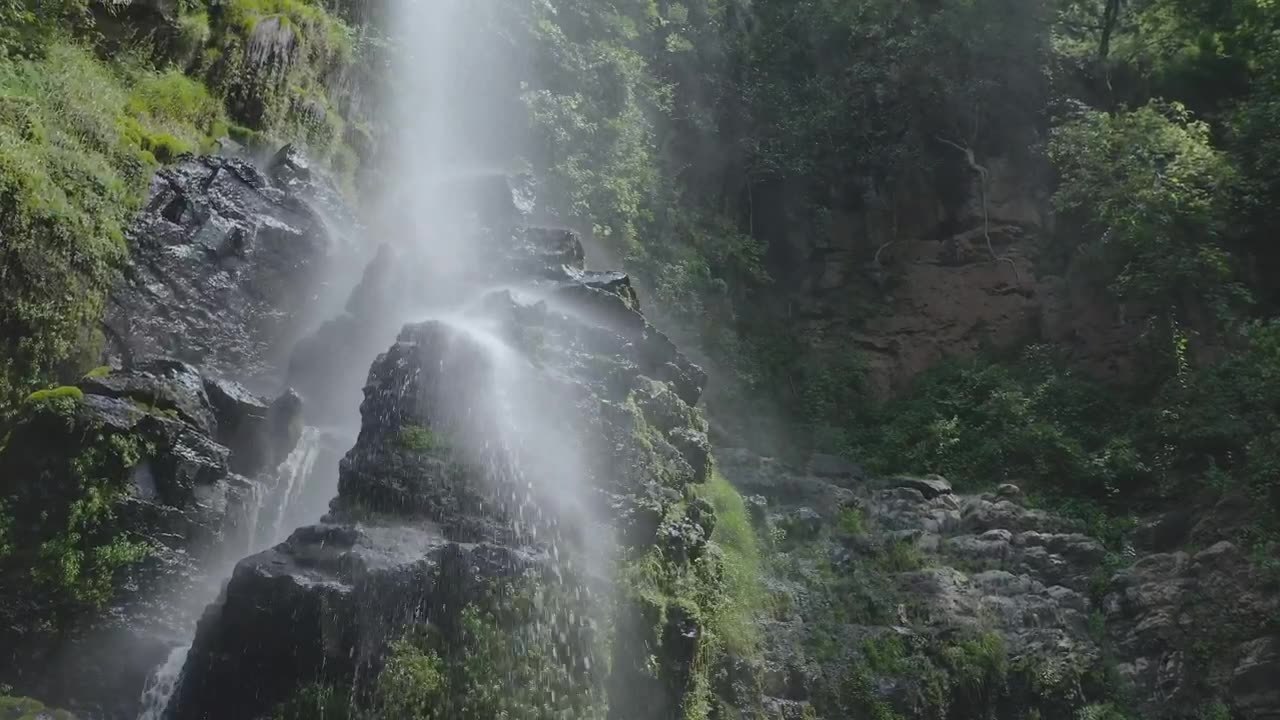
(134, 427, 325, 719)
(243, 479, 266, 557)
(270, 426, 323, 543)
(136, 645, 189, 720)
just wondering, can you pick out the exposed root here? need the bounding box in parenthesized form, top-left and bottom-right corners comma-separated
(936, 136, 1020, 283)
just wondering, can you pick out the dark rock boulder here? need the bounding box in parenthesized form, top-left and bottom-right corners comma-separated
(893, 474, 953, 499)
(1104, 538, 1280, 719)
(0, 362, 301, 720)
(171, 215, 714, 720)
(104, 155, 336, 390)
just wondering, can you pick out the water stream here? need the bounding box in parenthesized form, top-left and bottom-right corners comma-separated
(134, 426, 326, 719)
(136, 646, 189, 720)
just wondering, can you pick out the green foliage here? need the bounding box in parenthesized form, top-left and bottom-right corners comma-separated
(203, 0, 359, 168)
(861, 318, 1280, 553)
(1077, 703, 1132, 720)
(0, 36, 244, 417)
(1049, 102, 1242, 314)
(1198, 701, 1232, 720)
(0, 0, 91, 57)
(270, 684, 353, 720)
(0, 43, 148, 415)
(1149, 320, 1280, 516)
(512, 0, 767, 345)
(30, 430, 152, 609)
(396, 424, 442, 453)
(836, 507, 865, 537)
(876, 539, 925, 574)
(860, 349, 1146, 501)
(740, 0, 1049, 186)
(0, 402, 154, 627)
(374, 639, 445, 718)
(369, 599, 605, 720)
(940, 632, 1008, 706)
(826, 666, 904, 720)
(122, 69, 227, 158)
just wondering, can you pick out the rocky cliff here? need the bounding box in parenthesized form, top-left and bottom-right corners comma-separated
(166, 181, 726, 719)
(0, 148, 350, 719)
(714, 448, 1280, 720)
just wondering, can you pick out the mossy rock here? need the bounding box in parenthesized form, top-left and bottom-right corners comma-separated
(0, 695, 77, 720)
(24, 386, 84, 406)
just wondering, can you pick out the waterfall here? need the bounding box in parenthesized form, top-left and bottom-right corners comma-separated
(136, 645, 189, 720)
(133, 427, 325, 719)
(243, 478, 267, 557)
(269, 426, 323, 544)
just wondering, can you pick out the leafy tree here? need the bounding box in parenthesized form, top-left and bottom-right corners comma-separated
(1049, 102, 1241, 319)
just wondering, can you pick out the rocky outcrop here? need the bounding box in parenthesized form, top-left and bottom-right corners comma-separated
(754, 151, 1150, 399)
(0, 361, 301, 720)
(285, 173, 588, 422)
(104, 154, 340, 391)
(169, 194, 718, 720)
(715, 449, 1280, 720)
(1104, 495, 1280, 720)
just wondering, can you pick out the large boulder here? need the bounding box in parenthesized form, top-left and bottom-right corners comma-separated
(1104, 538, 1280, 719)
(0, 361, 301, 719)
(104, 155, 338, 391)
(170, 214, 716, 720)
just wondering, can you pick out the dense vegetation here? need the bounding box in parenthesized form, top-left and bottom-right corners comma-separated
(506, 0, 1280, 560)
(0, 0, 367, 419)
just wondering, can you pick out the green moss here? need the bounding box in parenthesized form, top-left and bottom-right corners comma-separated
(700, 469, 764, 658)
(0, 695, 77, 720)
(127, 397, 181, 420)
(396, 424, 441, 453)
(205, 0, 357, 161)
(82, 366, 111, 379)
(25, 386, 83, 405)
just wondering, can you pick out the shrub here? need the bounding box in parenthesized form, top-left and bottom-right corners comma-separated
(396, 424, 441, 453)
(837, 507, 865, 536)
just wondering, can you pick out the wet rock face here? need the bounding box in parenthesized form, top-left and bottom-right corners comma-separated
(285, 173, 599, 423)
(104, 155, 336, 390)
(0, 361, 301, 720)
(171, 202, 713, 720)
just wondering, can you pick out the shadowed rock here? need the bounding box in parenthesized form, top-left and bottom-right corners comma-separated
(171, 195, 713, 720)
(0, 362, 301, 719)
(104, 156, 335, 391)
